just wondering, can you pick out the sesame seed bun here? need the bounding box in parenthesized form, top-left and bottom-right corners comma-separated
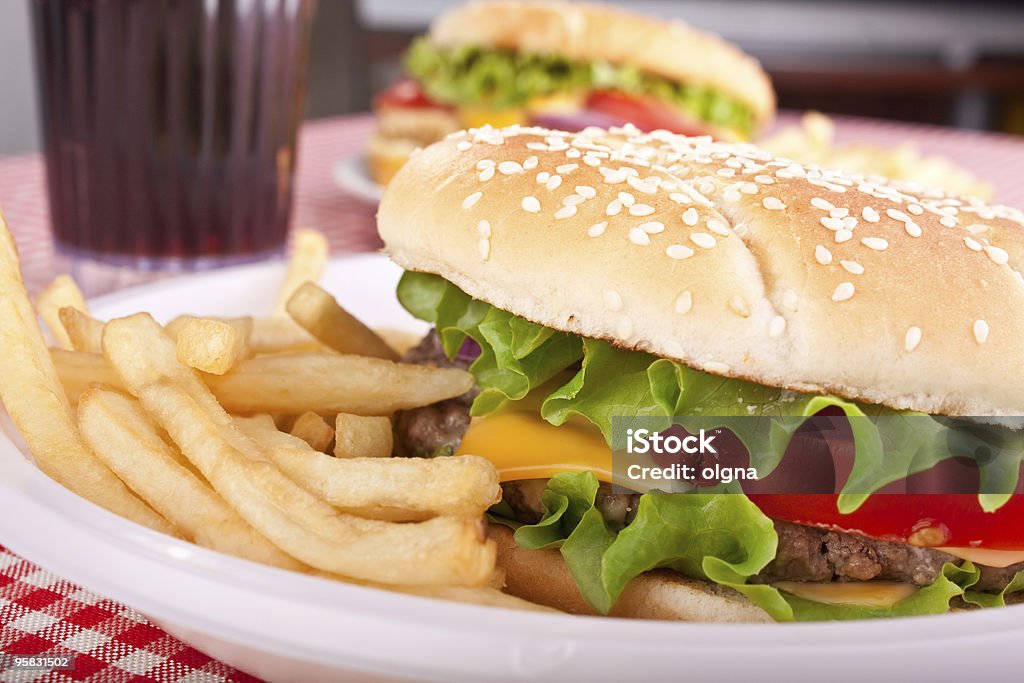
(378, 124, 1024, 417)
(489, 524, 771, 622)
(428, 0, 775, 127)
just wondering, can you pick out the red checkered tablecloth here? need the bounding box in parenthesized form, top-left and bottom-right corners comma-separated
(1, 112, 1024, 681)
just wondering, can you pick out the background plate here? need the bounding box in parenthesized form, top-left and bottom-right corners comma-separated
(1, 253, 1022, 683)
(333, 154, 384, 204)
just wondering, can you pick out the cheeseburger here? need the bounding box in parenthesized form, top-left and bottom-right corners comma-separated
(368, 0, 774, 185)
(378, 123, 1024, 622)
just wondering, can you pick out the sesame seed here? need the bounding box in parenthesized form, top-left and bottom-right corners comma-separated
(782, 289, 799, 312)
(457, 140, 472, 151)
(604, 290, 623, 311)
(829, 207, 850, 219)
(705, 361, 732, 374)
(628, 228, 651, 245)
(522, 196, 540, 213)
(964, 237, 982, 252)
(965, 223, 989, 234)
(835, 229, 853, 243)
(618, 192, 635, 207)
(716, 167, 736, 177)
(479, 166, 496, 182)
(939, 215, 958, 228)
(640, 221, 665, 234)
(499, 161, 524, 175)
(588, 221, 608, 237)
(691, 232, 716, 249)
(477, 220, 491, 237)
(840, 260, 864, 275)
(907, 204, 924, 216)
(755, 174, 775, 184)
(832, 282, 855, 302)
(606, 200, 623, 216)
(555, 205, 577, 220)
(842, 216, 858, 230)
(973, 319, 989, 344)
(669, 192, 692, 204)
(862, 207, 880, 223)
(815, 245, 833, 265)
(536, 171, 550, 184)
(763, 197, 787, 211)
(723, 189, 742, 203)
(886, 208, 909, 222)
(576, 185, 596, 199)
(902, 221, 921, 237)
(985, 244, 1009, 265)
(905, 326, 922, 352)
(629, 203, 656, 217)
(666, 244, 694, 260)
(546, 175, 563, 191)
(682, 207, 699, 226)
(821, 217, 844, 231)
(861, 237, 888, 251)
(526, 142, 547, 151)
(675, 291, 693, 314)
(707, 218, 730, 236)
(730, 296, 750, 318)
(478, 238, 490, 259)
(811, 197, 834, 211)
(563, 194, 587, 206)
(566, 148, 582, 159)
(740, 183, 759, 195)
(603, 169, 628, 184)
(769, 316, 786, 338)
(476, 159, 495, 170)
(556, 163, 579, 174)
(463, 192, 483, 209)
(583, 155, 601, 167)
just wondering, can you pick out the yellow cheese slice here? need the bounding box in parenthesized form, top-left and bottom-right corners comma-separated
(455, 412, 613, 482)
(457, 106, 526, 129)
(774, 581, 917, 608)
(936, 547, 1024, 568)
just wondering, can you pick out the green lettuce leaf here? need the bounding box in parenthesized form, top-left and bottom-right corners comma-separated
(404, 38, 756, 136)
(514, 472, 1003, 621)
(398, 272, 1024, 511)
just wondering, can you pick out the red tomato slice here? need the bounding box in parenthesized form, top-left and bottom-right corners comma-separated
(374, 78, 446, 110)
(585, 90, 706, 136)
(747, 493, 1024, 550)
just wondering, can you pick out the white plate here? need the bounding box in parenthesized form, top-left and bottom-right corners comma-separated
(1, 253, 1022, 683)
(334, 154, 384, 204)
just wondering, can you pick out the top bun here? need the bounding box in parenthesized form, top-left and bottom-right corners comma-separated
(378, 124, 1024, 417)
(428, 1, 775, 127)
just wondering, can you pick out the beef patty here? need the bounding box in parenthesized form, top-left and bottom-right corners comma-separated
(397, 330, 1024, 592)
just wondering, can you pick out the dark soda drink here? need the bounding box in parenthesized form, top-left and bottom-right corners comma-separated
(30, 0, 316, 264)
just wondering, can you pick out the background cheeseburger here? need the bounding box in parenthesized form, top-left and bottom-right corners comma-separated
(368, 0, 774, 185)
(378, 123, 1024, 622)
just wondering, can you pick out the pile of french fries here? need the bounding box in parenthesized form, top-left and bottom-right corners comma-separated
(0, 215, 546, 611)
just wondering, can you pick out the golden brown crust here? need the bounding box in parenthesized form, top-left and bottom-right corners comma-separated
(490, 524, 772, 622)
(429, 1, 775, 126)
(378, 125, 1024, 416)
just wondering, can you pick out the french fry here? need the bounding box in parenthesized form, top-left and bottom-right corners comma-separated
(285, 281, 399, 360)
(289, 411, 335, 452)
(54, 350, 474, 414)
(273, 229, 328, 316)
(0, 215, 175, 534)
(58, 307, 105, 354)
(205, 353, 474, 415)
(35, 274, 88, 350)
(175, 316, 252, 375)
(236, 415, 501, 520)
(334, 413, 392, 458)
(103, 314, 495, 585)
(77, 387, 304, 570)
(168, 315, 322, 355)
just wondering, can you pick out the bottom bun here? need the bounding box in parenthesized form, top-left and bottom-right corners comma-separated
(490, 524, 771, 623)
(366, 134, 418, 186)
